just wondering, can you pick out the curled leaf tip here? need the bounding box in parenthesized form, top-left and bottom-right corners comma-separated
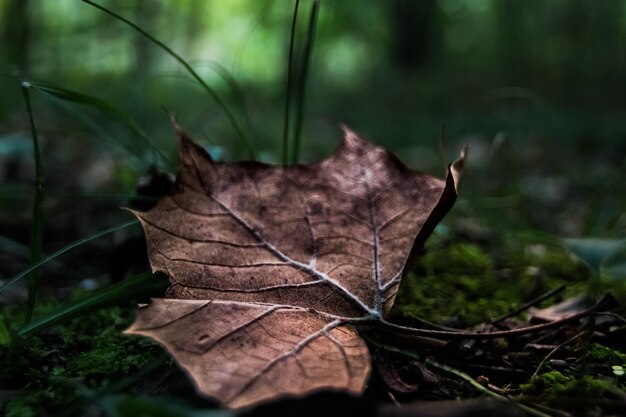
(450, 145, 467, 192)
(339, 124, 367, 152)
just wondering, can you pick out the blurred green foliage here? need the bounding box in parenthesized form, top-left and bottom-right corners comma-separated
(1, 0, 625, 238)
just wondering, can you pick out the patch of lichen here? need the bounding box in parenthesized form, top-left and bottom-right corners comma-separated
(0, 306, 163, 417)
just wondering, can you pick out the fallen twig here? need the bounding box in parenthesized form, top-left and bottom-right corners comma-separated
(532, 331, 585, 377)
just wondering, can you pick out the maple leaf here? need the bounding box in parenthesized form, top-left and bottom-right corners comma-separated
(126, 125, 463, 408)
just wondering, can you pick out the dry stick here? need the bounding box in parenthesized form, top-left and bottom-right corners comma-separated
(491, 284, 567, 325)
(375, 293, 618, 340)
(425, 359, 551, 417)
(532, 331, 586, 377)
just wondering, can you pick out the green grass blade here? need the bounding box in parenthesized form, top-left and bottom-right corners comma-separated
(21, 82, 45, 323)
(0, 219, 139, 294)
(282, 0, 300, 165)
(81, 0, 256, 160)
(291, 0, 319, 164)
(0, 236, 69, 274)
(27, 81, 170, 165)
(18, 271, 166, 338)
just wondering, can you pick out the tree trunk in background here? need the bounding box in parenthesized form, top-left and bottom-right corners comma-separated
(388, 0, 436, 71)
(3, 0, 30, 74)
(132, 0, 159, 77)
(493, 0, 529, 86)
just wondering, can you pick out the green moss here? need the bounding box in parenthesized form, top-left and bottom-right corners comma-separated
(520, 371, 573, 395)
(521, 371, 623, 397)
(393, 236, 606, 328)
(67, 332, 155, 378)
(394, 243, 522, 325)
(0, 306, 163, 416)
(580, 343, 626, 364)
(421, 243, 494, 277)
(2, 235, 624, 415)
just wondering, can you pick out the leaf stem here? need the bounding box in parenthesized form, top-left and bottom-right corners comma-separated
(21, 82, 45, 323)
(374, 293, 618, 340)
(81, 0, 255, 159)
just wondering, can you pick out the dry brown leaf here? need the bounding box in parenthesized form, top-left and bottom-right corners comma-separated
(126, 125, 463, 408)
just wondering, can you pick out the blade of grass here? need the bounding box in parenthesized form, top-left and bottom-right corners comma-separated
(21, 82, 45, 323)
(282, 0, 300, 165)
(0, 219, 139, 293)
(81, 0, 256, 160)
(18, 271, 167, 338)
(0, 236, 69, 273)
(27, 81, 170, 166)
(291, 0, 319, 164)
(425, 359, 551, 417)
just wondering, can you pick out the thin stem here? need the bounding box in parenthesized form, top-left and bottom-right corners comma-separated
(282, 0, 300, 165)
(21, 82, 45, 323)
(402, 313, 464, 331)
(291, 0, 319, 164)
(426, 359, 552, 417)
(81, 0, 255, 159)
(532, 331, 585, 377)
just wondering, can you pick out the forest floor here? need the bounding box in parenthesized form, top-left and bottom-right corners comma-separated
(2, 217, 625, 417)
